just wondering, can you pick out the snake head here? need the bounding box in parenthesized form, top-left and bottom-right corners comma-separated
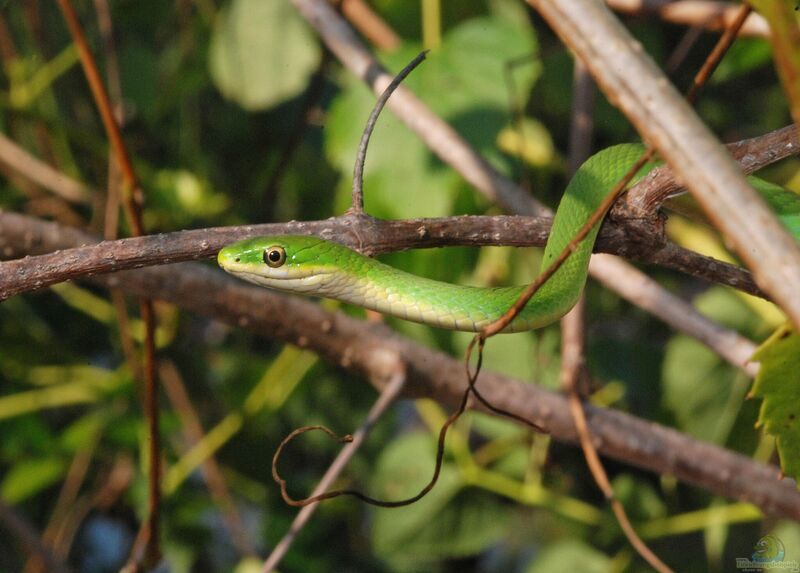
(217, 235, 346, 295)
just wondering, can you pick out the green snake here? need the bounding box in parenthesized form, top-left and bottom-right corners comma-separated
(218, 144, 800, 333)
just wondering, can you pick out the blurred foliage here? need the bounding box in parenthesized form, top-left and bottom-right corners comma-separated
(0, 1, 797, 572)
(751, 325, 800, 483)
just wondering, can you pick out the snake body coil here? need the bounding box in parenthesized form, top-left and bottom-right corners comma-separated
(218, 145, 653, 332)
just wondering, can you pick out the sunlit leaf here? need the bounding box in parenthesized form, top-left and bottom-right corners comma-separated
(496, 118, 556, 167)
(371, 431, 509, 566)
(1, 457, 67, 503)
(524, 539, 611, 573)
(751, 324, 800, 482)
(749, 177, 800, 241)
(326, 13, 539, 219)
(209, 0, 320, 110)
(662, 288, 761, 444)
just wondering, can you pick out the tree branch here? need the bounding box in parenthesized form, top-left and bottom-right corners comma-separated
(0, 209, 763, 305)
(1, 221, 794, 519)
(607, 0, 770, 38)
(528, 0, 800, 332)
(617, 124, 800, 218)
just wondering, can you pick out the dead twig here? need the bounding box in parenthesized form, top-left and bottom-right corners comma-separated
(263, 363, 406, 572)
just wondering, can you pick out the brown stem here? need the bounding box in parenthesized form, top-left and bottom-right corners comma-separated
(56, 0, 142, 234)
(8, 254, 794, 520)
(56, 0, 161, 565)
(0, 210, 766, 300)
(263, 363, 406, 571)
(340, 0, 401, 51)
(273, 386, 466, 508)
(620, 124, 800, 217)
(607, 0, 769, 38)
(0, 500, 72, 573)
(0, 210, 760, 375)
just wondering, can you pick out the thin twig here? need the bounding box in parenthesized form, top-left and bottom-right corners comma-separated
(684, 3, 751, 105)
(340, 0, 401, 51)
(56, 0, 161, 565)
(56, 0, 142, 233)
(273, 375, 465, 508)
(566, 384, 675, 573)
(24, 427, 102, 573)
(0, 132, 91, 203)
(565, 60, 671, 571)
(607, 0, 769, 38)
(350, 50, 428, 213)
(562, 302, 676, 573)
(0, 500, 73, 573)
(263, 363, 406, 572)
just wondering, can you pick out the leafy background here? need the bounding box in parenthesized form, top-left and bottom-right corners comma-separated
(0, 0, 797, 572)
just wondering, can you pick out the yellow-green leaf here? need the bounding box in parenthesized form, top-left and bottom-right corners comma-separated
(1, 458, 67, 503)
(751, 324, 800, 481)
(209, 0, 320, 110)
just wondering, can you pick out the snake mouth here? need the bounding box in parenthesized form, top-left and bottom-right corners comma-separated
(218, 258, 335, 294)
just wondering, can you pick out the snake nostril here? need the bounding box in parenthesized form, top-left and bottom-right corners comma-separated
(235, 257, 240, 262)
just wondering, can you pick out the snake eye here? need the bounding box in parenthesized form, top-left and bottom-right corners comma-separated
(264, 246, 286, 268)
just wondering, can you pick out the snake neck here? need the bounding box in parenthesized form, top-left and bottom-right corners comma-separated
(326, 257, 575, 332)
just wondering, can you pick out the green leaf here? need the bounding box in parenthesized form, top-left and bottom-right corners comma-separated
(209, 0, 320, 110)
(749, 176, 800, 241)
(371, 431, 509, 567)
(662, 288, 758, 444)
(371, 432, 463, 552)
(1, 457, 67, 503)
(524, 539, 611, 573)
(751, 324, 800, 482)
(711, 39, 773, 84)
(326, 14, 539, 220)
(147, 168, 230, 228)
(611, 474, 667, 522)
(60, 411, 106, 452)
